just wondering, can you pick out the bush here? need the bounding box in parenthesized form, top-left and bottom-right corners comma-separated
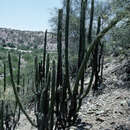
(7, 43, 16, 48)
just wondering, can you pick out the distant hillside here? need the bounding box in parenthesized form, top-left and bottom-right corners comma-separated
(0, 28, 57, 51)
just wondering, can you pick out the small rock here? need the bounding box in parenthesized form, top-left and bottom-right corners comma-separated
(119, 111, 123, 115)
(96, 110, 104, 115)
(110, 122, 116, 125)
(76, 118, 81, 124)
(127, 100, 130, 107)
(85, 123, 93, 129)
(128, 116, 130, 121)
(70, 126, 77, 130)
(96, 118, 105, 122)
(87, 111, 94, 114)
(120, 100, 127, 106)
(115, 124, 128, 130)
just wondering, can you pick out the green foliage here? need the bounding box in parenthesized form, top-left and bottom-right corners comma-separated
(0, 47, 7, 61)
(7, 42, 16, 48)
(18, 44, 31, 50)
(23, 53, 33, 63)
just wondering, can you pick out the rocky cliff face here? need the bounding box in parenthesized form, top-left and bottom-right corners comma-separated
(0, 28, 57, 51)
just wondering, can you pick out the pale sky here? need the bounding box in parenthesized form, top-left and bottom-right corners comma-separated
(0, 0, 62, 31)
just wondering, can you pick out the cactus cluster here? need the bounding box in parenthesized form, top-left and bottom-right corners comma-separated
(0, 53, 23, 130)
(87, 0, 104, 94)
(3, 0, 126, 130)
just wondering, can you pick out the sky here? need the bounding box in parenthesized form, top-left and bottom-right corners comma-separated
(0, 0, 62, 31)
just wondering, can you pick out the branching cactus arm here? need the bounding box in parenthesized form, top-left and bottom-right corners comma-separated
(8, 53, 37, 128)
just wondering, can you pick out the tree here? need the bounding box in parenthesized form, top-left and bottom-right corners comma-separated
(104, 0, 130, 55)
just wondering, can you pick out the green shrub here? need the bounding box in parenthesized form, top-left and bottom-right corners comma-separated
(7, 43, 15, 48)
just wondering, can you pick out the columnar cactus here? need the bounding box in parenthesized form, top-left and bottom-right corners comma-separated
(92, 16, 101, 93)
(17, 53, 21, 92)
(87, 0, 94, 44)
(4, 63, 6, 92)
(0, 101, 4, 130)
(34, 56, 39, 93)
(57, 9, 63, 88)
(0, 64, 6, 130)
(46, 54, 50, 80)
(13, 53, 21, 129)
(49, 60, 56, 130)
(64, 0, 71, 96)
(39, 72, 51, 130)
(43, 30, 47, 78)
(78, 0, 87, 96)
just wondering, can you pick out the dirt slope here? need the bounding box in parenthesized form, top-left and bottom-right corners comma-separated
(17, 56, 130, 130)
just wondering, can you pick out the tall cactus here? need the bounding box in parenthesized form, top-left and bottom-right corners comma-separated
(4, 63, 6, 92)
(35, 56, 39, 93)
(49, 60, 56, 130)
(78, 0, 87, 96)
(64, 0, 71, 96)
(68, 0, 87, 124)
(55, 9, 64, 128)
(22, 75, 25, 94)
(39, 72, 51, 130)
(57, 9, 63, 88)
(92, 16, 101, 93)
(46, 54, 50, 80)
(87, 0, 94, 44)
(17, 53, 21, 92)
(13, 53, 21, 129)
(0, 63, 6, 130)
(43, 30, 47, 78)
(0, 101, 4, 130)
